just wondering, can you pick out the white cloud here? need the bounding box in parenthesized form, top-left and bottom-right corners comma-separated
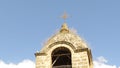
(94, 56, 118, 68)
(96, 56, 108, 63)
(0, 56, 119, 68)
(0, 59, 35, 68)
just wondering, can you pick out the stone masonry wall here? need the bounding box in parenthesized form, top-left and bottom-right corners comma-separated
(36, 55, 51, 68)
(72, 51, 89, 68)
(35, 44, 92, 68)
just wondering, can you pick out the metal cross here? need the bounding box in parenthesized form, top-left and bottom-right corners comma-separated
(61, 11, 69, 22)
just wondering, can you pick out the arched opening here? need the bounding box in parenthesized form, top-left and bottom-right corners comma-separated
(52, 47, 72, 68)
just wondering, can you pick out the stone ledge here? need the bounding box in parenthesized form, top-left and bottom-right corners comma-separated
(74, 48, 88, 53)
(35, 52, 47, 56)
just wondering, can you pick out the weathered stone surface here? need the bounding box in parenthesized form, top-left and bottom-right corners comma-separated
(35, 23, 93, 68)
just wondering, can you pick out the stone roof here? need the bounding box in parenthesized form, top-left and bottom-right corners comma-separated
(40, 23, 88, 53)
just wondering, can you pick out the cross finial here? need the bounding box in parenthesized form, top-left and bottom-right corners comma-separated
(61, 11, 69, 22)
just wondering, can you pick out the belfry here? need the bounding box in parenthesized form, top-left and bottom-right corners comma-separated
(35, 13, 93, 68)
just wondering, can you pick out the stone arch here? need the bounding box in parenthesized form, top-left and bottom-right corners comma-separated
(51, 47, 72, 68)
(48, 41, 76, 51)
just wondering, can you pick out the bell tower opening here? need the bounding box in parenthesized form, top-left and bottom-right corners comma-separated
(52, 47, 72, 68)
(35, 22, 93, 68)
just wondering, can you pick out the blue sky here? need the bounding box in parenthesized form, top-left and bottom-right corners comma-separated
(0, 0, 120, 67)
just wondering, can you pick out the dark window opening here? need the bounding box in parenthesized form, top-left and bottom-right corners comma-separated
(52, 47, 72, 68)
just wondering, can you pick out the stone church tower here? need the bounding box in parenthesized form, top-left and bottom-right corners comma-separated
(35, 23, 93, 68)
